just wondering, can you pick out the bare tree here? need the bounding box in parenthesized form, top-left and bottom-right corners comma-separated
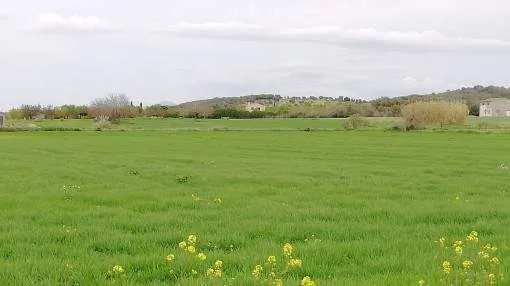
(89, 94, 132, 123)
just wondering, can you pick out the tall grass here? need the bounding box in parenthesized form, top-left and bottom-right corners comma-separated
(401, 101, 469, 129)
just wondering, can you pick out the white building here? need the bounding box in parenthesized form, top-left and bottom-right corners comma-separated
(244, 102, 266, 112)
(480, 98, 510, 117)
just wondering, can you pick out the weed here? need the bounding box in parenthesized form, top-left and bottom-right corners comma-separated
(421, 231, 504, 285)
(63, 184, 80, 200)
(176, 175, 192, 184)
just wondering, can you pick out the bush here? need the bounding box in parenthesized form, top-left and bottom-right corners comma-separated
(144, 105, 180, 118)
(401, 101, 468, 129)
(94, 116, 111, 131)
(210, 108, 265, 119)
(342, 114, 369, 130)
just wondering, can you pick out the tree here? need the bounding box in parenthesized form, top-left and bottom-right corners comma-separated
(20, 104, 42, 120)
(89, 94, 132, 122)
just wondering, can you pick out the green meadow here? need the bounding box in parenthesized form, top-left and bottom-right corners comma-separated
(0, 118, 509, 285)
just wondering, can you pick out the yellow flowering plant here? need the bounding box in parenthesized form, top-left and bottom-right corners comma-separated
(427, 231, 504, 285)
(251, 242, 315, 285)
(107, 264, 127, 284)
(164, 234, 222, 281)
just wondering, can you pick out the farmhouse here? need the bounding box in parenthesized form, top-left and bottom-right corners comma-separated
(244, 102, 266, 112)
(479, 98, 510, 117)
(0, 112, 5, 128)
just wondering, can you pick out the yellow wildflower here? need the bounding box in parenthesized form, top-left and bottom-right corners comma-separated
(466, 231, 479, 243)
(418, 279, 426, 285)
(213, 269, 222, 278)
(187, 234, 197, 245)
(455, 246, 463, 256)
(490, 257, 500, 265)
(179, 241, 187, 249)
(439, 237, 446, 248)
(478, 251, 490, 259)
(214, 260, 223, 269)
(196, 253, 207, 261)
(267, 256, 277, 265)
(288, 258, 303, 268)
(301, 276, 316, 286)
(275, 278, 283, 286)
(165, 254, 175, 262)
(205, 264, 221, 278)
(252, 264, 263, 279)
(462, 260, 473, 270)
(489, 273, 496, 284)
(186, 245, 196, 254)
(283, 243, 293, 257)
(206, 268, 214, 277)
(112, 265, 125, 275)
(483, 244, 497, 253)
(442, 261, 452, 274)
(454, 240, 463, 247)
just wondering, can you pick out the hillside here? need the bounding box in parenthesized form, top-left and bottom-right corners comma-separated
(180, 86, 510, 106)
(176, 86, 510, 117)
(398, 85, 510, 102)
(373, 85, 510, 116)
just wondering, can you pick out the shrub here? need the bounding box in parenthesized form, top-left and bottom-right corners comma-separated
(144, 105, 180, 118)
(94, 116, 111, 131)
(210, 108, 265, 119)
(401, 101, 468, 129)
(342, 114, 369, 130)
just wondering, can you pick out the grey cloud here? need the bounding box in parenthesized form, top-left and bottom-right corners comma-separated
(163, 23, 510, 53)
(2, 0, 510, 110)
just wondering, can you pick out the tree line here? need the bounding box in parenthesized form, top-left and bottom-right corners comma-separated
(6, 86, 509, 121)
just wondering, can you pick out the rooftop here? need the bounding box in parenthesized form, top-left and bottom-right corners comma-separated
(480, 98, 510, 103)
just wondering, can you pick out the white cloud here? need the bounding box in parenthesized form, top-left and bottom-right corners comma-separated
(164, 22, 270, 41)
(33, 13, 114, 33)
(163, 23, 510, 53)
(401, 76, 441, 87)
(402, 76, 419, 85)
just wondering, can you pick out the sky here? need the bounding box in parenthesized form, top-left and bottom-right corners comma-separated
(1, 0, 510, 111)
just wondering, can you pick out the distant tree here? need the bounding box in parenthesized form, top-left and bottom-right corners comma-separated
(20, 104, 42, 120)
(89, 94, 132, 122)
(55, 105, 89, 119)
(42, 105, 56, 119)
(144, 104, 180, 118)
(181, 104, 214, 119)
(467, 102, 480, 116)
(7, 108, 23, 119)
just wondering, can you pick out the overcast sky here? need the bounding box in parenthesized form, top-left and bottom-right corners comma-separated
(1, 0, 510, 111)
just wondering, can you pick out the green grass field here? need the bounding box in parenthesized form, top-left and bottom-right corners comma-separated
(1, 119, 509, 285)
